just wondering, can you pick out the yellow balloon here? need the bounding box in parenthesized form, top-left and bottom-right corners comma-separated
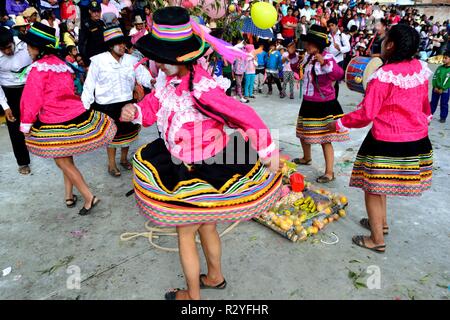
(251, 2, 278, 30)
(229, 4, 236, 12)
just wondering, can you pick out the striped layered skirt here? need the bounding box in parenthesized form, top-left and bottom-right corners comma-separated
(132, 134, 282, 226)
(349, 131, 433, 196)
(25, 110, 117, 158)
(92, 100, 141, 148)
(296, 99, 350, 144)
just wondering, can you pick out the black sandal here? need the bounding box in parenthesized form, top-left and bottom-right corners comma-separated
(352, 235, 386, 254)
(316, 174, 335, 183)
(360, 218, 389, 235)
(292, 158, 312, 165)
(165, 288, 183, 300)
(199, 274, 227, 289)
(78, 196, 99, 216)
(65, 195, 78, 208)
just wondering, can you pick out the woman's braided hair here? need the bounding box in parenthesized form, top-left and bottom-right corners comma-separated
(384, 24, 420, 64)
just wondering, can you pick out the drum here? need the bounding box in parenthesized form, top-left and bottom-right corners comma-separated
(345, 57, 383, 94)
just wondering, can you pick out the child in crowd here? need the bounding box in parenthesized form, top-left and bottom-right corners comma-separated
(233, 53, 248, 103)
(281, 42, 298, 99)
(244, 44, 257, 99)
(266, 41, 283, 97)
(330, 25, 433, 253)
(430, 50, 450, 123)
(295, 25, 349, 183)
(65, 45, 78, 64)
(255, 43, 267, 94)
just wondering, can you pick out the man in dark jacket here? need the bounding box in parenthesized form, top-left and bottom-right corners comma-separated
(78, 1, 106, 65)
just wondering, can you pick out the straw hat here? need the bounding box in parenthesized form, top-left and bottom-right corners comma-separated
(134, 16, 145, 25)
(22, 7, 39, 18)
(13, 16, 30, 28)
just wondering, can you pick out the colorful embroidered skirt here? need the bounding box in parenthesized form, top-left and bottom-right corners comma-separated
(132, 134, 282, 226)
(25, 110, 117, 158)
(349, 131, 433, 196)
(296, 99, 350, 144)
(92, 100, 140, 148)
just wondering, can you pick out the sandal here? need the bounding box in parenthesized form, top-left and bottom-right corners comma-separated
(292, 158, 312, 165)
(119, 161, 133, 170)
(352, 235, 386, 254)
(18, 165, 31, 175)
(360, 218, 389, 235)
(65, 195, 78, 208)
(78, 196, 100, 216)
(316, 174, 335, 183)
(199, 274, 227, 290)
(164, 288, 183, 300)
(108, 167, 121, 177)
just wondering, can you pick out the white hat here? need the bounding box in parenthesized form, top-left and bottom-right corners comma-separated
(277, 33, 284, 40)
(134, 16, 144, 25)
(243, 3, 250, 11)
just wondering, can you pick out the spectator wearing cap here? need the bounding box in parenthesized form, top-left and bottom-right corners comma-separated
(6, 0, 29, 17)
(78, 0, 101, 25)
(78, 0, 106, 63)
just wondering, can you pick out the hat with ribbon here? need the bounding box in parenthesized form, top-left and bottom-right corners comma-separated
(300, 24, 330, 50)
(13, 16, 30, 28)
(20, 22, 60, 51)
(136, 6, 212, 65)
(103, 26, 126, 45)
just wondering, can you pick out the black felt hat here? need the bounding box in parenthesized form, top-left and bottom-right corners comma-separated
(135, 6, 209, 65)
(19, 22, 59, 50)
(300, 24, 330, 50)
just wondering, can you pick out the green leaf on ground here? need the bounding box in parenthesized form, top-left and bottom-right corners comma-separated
(349, 259, 363, 264)
(436, 284, 448, 289)
(249, 236, 258, 241)
(419, 274, 432, 284)
(37, 256, 74, 276)
(407, 289, 416, 300)
(290, 289, 300, 297)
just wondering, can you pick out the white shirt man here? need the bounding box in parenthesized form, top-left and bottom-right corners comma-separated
(328, 30, 351, 64)
(81, 51, 152, 108)
(0, 37, 32, 111)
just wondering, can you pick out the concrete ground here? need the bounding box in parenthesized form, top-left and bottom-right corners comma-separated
(0, 68, 449, 300)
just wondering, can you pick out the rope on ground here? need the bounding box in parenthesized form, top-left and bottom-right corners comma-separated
(120, 220, 241, 252)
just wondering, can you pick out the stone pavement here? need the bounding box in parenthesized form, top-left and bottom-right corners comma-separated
(0, 69, 449, 300)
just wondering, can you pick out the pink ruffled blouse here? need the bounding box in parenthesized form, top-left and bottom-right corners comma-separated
(20, 55, 86, 133)
(337, 59, 433, 143)
(132, 65, 277, 164)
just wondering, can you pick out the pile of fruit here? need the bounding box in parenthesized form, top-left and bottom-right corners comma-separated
(254, 182, 348, 242)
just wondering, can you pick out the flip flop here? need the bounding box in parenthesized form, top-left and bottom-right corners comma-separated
(18, 165, 31, 175)
(199, 274, 227, 290)
(352, 235, 386, 254)
(292, 158, 312, 165)
(108, 167, 121, 177)
(316, 174, 335, 183)
(360, 218, 389, 235)
(65, 195, 78, 208)
(120, 162, 133, 170)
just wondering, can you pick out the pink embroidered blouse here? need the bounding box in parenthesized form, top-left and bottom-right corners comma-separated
(20, 55, 86, 133)
(337, 59, 433, 143)
(132, 65, 277, 164)
(302, 51, 344, 102)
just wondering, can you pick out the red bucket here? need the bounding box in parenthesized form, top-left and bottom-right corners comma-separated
(290, 173, 305, 192)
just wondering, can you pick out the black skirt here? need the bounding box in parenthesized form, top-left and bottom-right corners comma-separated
(92, 100, 140, 148)
(349, 131, 433, 196)
(132, 133, 282, 226)
(296, 99, 350, 144)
